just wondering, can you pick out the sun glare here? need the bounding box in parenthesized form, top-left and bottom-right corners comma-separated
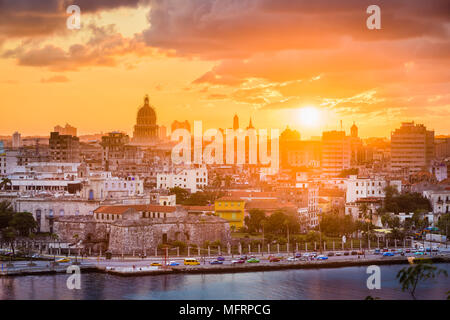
(298, 106, 321, 127)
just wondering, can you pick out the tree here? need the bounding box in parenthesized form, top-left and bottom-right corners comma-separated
(264, 210, 300, 235)
(397, 261, 448, 300)
(437, 214, 450, 237)
(9, 212, 37, 237)
(244, 209, 266, 233)
(320, 211, 357, 237)
(0, 201, 14, 230)
(169, 187, 190, 204)
(1, 226, 18, 255)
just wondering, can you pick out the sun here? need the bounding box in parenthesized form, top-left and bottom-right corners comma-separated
(298, 106, 321, 127)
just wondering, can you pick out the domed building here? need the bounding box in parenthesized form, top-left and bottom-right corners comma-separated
(132, 95, 159, 144)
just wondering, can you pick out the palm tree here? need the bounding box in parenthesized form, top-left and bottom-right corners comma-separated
(359, 203, 371, 248)
(50, 233, 59, 262)
(397, 261, 448, 300)
(73, 234, 79, 264)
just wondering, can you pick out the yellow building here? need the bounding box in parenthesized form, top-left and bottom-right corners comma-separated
(214, 197, 245, 230)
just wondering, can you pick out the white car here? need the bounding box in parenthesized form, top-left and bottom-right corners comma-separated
(335, 252, 343, 256)
(287, 257, 299, 261)
(303, 253, 311, 257)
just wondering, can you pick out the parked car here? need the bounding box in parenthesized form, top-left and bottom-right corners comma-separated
(327, 252, 335, 257)
(351, 251, 358, 256)
(231, 259, 245, 264)
(217, 256, 225, 261)
(167, 261, 179, 266)
(382, 252, 395, 257)
(269, 257, 280, 262)
(209, 260, 223, 265)
(432, 247, 439, 252)
(405, 249, 411, 253)
(239, 255, 248, 260)
(247, 258, 260, 263)
(343, 252, 350, 256)
(374, 249, 381, 255)
(151, 262, 162, 266)
(295, 253, 302, 258)
(56, 258, 70, 263)
(414, 251, 424, 256)
(317, 255, 328, 260)
(287, 257, 299, 261)
(335, 252, 343, 256)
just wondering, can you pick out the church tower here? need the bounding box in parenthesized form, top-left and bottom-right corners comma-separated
(351, 122, 358, 138)
(233, 114, 239, 130)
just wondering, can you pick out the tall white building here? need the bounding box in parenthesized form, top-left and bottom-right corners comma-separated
(157, 167, 208, 193)
(12, 132, 22, 149)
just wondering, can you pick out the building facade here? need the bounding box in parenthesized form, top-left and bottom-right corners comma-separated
(321, 131, 351, 177)
(49, 132, 80, 163)
(391, 122, 435, 174)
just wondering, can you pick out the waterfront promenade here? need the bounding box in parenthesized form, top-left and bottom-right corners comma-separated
(2, 246, 449, 277)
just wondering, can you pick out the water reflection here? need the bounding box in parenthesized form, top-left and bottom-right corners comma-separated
(0, 264, 448, 300)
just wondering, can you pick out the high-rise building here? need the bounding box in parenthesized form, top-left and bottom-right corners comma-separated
(49, 132, 80, 163)
(54, 123, 77, 137)
(12, 132, 21, 149)
(391, 122, 435, 174)
(132, 95, 159, 144)
(321, 130, 351, 177)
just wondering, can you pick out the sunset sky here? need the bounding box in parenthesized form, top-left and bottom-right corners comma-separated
(0, 0, 449, 139)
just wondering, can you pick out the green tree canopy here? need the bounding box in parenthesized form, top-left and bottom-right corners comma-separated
(9, 212, 37, 237)
(244, 209, 266, 233)
(0, 200, 14, 229)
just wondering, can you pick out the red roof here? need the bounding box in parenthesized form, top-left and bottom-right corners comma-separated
(94, 205, 177, 215)
(182, 205, 214, 212)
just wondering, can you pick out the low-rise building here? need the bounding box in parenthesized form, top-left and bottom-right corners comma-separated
(157, 167, 208, 193)
(214, 197, 245, 230)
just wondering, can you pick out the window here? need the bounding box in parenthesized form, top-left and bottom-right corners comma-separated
(60, 209, 64, 216)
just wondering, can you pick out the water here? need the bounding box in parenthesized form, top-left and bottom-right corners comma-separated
(1, 264, 449, 300)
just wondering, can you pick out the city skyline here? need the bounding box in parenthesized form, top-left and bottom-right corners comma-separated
(1, 1, 449, 138)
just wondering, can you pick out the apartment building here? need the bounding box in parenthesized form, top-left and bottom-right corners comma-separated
(157, 167, 208, 193)
(321, 131, 351, 177)
(391, 122, 435, 174)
